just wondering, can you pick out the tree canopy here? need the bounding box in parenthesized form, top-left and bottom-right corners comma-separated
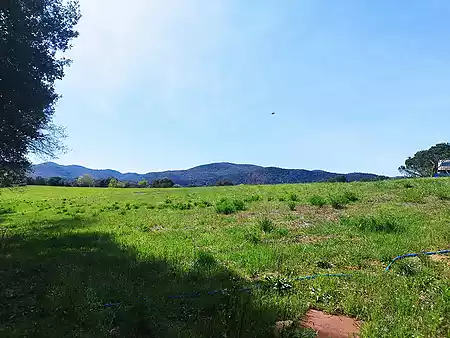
(0, 0, 81, 186)
(399, 143, 450, 177)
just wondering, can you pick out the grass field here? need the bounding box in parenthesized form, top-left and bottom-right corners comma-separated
(1, 179, 450, 337)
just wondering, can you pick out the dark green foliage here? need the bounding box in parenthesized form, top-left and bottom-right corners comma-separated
(399, 143, 450, 177)
(288, 193, 299, 201)
(264, 275, 293, 292)
(244, 229, 261, 244)
(330, 197, 345, 209)
(404, 182, 414, 188)
(258, 217, 274, 232)
(0, 206, 14, 215)
(316, 260, 333, 269)
(244, 195, 262, 202)
(308, 195, 326, 207)
(47, 176, 64, 186)
(216, 179, 234, 186)
(342, 215, 403, 233)
(329, 191, 358, 208)
(194, 251, 217, 268)
(0, 1, 81, 186)
(151, 178, 175, 188)
(327, 175, 347, 183)
(342, 191, 358, 202)
(287, 201, 296, 211)
(215, 198, 246, 214)
(138, 179, 148, 188)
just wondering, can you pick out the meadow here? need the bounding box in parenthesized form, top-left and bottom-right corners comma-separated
(1, 178, 450, 337)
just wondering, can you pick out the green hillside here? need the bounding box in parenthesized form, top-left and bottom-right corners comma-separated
(1, 179, 450, 337)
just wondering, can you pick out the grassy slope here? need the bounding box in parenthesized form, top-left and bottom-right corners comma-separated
(1, 179, 450, 337)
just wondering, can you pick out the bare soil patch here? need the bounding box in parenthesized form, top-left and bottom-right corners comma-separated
(300, 309, 361, 338)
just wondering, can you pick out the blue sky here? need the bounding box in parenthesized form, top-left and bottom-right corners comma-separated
(43, 0, 450, 176)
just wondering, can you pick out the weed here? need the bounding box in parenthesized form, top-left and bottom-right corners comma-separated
(404, 182, 414, 188)
(342, 215, 403, 233)
(289, 193, 299, 202)
(308, 195, 326, 207)
(287, 201, 296, 211)
(330, 197, 345, 209)
(244, 195, 262, 202)
(244, 228, 261, 244)
(258, 217, 274, 232)
(265, 275, 293, 292)
(215, 198, 246, 214)
(316, 260, 333, 269)
(343, 191, 358, 202)
(275, 227, 289, 237)
(0, 207, 15, 215)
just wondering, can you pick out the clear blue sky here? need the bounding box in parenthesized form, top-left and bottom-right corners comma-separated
(42, 0, 450, 176)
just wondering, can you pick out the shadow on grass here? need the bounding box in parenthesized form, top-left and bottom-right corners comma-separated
(0, 217, 283, 337)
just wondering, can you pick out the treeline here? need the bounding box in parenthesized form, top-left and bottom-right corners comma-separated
(26, 175, 177, 188)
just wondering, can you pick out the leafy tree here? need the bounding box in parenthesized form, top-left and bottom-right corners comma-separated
(327, 175, 347, 183)
(216, 179, 234, 186)
(94, 177, 112, 188)
(0, 1, 81, 186)
(34, 176, 47, 186)
(138, 179, 148, 188)
(399, 143, 450, 177)
(151, 178, 175, 188)
(108, 178, 119, 188)
(47, 176, 63, 186)
(76, 174, 93, 187)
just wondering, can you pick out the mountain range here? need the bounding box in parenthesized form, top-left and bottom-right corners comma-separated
(30, 162, 385, 186)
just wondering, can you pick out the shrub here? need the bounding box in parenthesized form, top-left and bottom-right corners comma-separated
(330, 197, 345, 209)
(404, 182, 414, 188)
(215, 179, 234, 186)
(151, 178, 174, 188)
(342, 215, 403, 233)
(215, 198, 246, 214)
(288, 193, 299, 202)
(309, 195, 326, 207)
(245, 229, 261, 244)
(342, 191, 358, 202)
(287, 201, 296, 211)
(244, 195, 262, 202)
(328, 175, 347, 183)
(258, 217, 274, 232)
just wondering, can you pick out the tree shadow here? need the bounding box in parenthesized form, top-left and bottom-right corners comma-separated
(0, 218, 285, 337)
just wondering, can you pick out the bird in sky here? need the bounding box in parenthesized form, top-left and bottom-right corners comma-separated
(271, 112, 275, 115)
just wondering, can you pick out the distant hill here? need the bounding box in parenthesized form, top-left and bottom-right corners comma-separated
(30, 162, 384, 185)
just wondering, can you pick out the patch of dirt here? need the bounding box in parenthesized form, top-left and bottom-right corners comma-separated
(294, 235, 334, 244)
(295, 205, 342, 223)
(300, 309, 361, 338)
(430, 254, 450, 265)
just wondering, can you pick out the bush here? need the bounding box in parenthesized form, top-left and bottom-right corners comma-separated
(342, 215, 403, 233)
(258, 217, 274, 232)
(309, 195, 326, 207)
(327, 175, 347, 183)
(151, 178, 175, 188)
(342, 191, 358, 202)
(244, 229, 261, 244)
(288, 193, 299, 202)
(244, 195, 262, 202)
(215, 179, 234, 186)
(215, 198, 246, 214)
(329, 191, 358, 209)
(287, 201, 296, 211)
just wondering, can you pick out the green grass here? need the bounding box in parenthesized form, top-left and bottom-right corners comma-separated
(1, 178, 450, 336)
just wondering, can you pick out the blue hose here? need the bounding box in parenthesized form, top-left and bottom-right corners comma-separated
(385, 249, 450, 272)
